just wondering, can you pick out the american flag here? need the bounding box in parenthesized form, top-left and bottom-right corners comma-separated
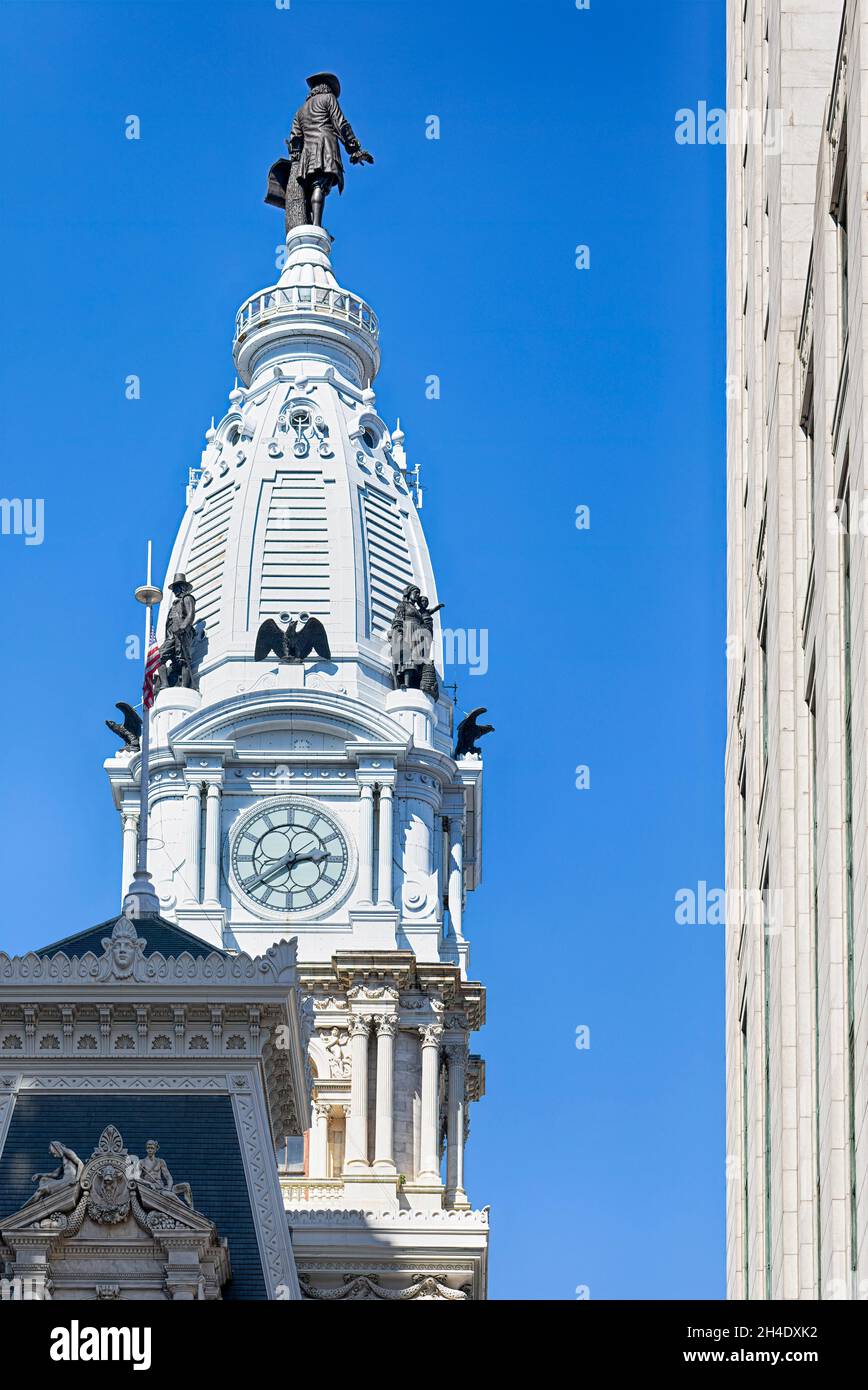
(143, 627, 160, 709)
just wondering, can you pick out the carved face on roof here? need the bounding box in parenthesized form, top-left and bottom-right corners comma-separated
(100, 919, 146, 979)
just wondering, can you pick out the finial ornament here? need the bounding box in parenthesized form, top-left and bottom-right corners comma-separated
(265, 72, 374, 232)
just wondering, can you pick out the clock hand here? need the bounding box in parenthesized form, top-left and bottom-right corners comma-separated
(248, 847, 327, 889)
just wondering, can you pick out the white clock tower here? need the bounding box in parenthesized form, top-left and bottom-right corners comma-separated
(104, 223, 490, 1299)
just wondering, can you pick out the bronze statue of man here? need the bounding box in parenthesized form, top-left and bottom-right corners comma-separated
(265, 72, 373, 231)
(155, 574, 197, 693)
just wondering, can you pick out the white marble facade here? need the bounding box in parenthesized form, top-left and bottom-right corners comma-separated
(726, 0, 868, 1299)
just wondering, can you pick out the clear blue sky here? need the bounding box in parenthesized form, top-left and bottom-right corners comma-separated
(0, 0, 725, 1299)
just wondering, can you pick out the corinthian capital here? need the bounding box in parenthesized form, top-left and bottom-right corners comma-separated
(418, 1024, 444, 1048)
(349, 1015, 372, 1038)
(375, 1014, 399, 1038)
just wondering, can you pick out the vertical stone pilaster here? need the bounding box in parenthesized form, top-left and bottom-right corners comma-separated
(445, 1042, 470, 1208)
(121, 810, 138, 907)
(447, 815, 465, 939)
(345, 1015, 372, 1169)
(203, 782, 222, 904)
(310, 1101, 331, 1178)
(417, 1024, 443, 1184)
(377, 784, 395, 907)
(183, 781, 202, 903)
(357, 783, 375, 905)
(373, 1015, 398, 1171)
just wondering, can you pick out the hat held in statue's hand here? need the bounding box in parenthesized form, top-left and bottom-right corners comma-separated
(307, 71, 340, 96)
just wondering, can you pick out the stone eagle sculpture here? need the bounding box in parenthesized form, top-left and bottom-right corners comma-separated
(454, 707, 494, 759)
(105, 702, 142, 752)
(255, 611, 331, 664)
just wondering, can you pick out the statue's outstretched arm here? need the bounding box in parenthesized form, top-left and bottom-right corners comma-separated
(328, 95, 362, 155)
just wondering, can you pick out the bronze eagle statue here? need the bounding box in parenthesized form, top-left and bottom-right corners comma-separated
(255, 611, 331, 664)
(106, 702, 142, 753)
(454, 707, 494, 759)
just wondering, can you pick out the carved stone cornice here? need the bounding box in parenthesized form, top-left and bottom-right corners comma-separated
(0, 926, 299, 988)
(287, 1206, 489, 1227)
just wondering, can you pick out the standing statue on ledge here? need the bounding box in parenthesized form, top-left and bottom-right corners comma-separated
(389, 585, 444, 696)
(265, 72, 374, 232)
(155, 574, 198, 694)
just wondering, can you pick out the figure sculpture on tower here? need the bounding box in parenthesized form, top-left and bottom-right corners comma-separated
(155, 573, 198, 693)
(389, 585, 444, 697)
(265, 72, 374, 231)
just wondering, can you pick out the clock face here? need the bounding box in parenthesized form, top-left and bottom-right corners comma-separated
(231, 802, 350, 914)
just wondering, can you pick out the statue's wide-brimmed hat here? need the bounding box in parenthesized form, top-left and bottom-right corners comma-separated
(307, 71, 340, 95)
(169, 573, 188, 589)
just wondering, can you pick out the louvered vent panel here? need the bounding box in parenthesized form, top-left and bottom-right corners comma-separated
(361, 488, 415, 634)
(258, 470, 330, 619)
(186, 486, 234, 632)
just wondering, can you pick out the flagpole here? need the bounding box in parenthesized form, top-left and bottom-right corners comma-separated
(123, 541, 163, 919)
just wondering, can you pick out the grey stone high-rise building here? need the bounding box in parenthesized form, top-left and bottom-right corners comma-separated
(726, 0, 868, 1298)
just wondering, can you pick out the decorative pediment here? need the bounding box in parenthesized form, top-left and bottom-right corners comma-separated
(0, 1126, 229, 1300)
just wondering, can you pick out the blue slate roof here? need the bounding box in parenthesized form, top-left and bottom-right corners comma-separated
(34, 914, 227, 960)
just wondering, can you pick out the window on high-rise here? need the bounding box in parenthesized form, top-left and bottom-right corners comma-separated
(831, 116, 848, 355)
(804, 398, 816, 556)
(760, 616, 769, 779)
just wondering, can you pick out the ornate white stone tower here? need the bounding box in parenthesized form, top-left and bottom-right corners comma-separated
(105, 223, 489, 1299)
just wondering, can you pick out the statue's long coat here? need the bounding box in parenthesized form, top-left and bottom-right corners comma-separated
(289, 90, 360, 191)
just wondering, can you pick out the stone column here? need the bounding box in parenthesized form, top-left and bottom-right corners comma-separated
(373, 1015, 398, 1171)
(121, 810, 138, 905)
(310, 1101, 331, 1179)
(417, 1024, 443, 1184)
(377, 784, 395, 907)
(345, 1016, 371, 1169)
(184, 781, 202, 903)
(203, 782, 222, 904)
(447, 816, 464, 938)
(445, 1043, 470, 1207)
(357, 784, 375, 905)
